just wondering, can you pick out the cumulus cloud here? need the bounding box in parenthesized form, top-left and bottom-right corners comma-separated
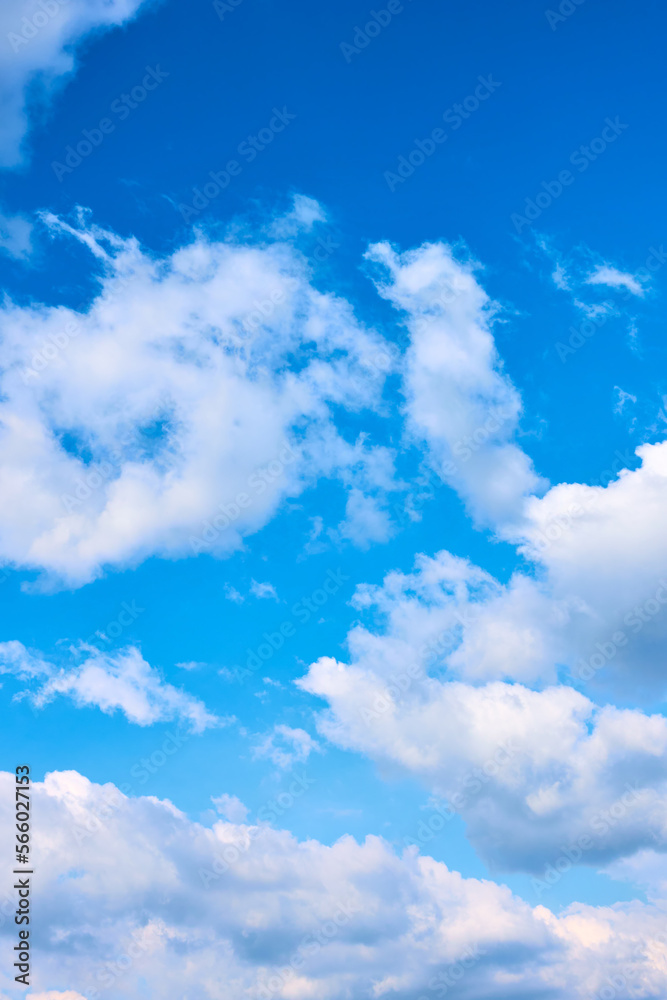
(0, 0, 154, 167)
(0, 209, 394, 587)
(301, 661, 667, 874)
(344, 438, 667, 698)
(0, 641, 220, 731)
(253, 724, 321, 769)
(1, 770, 666, 1000)
(338, 549, 564, 686)
(336, 488, 394, 547)
(514, 441, 667, 693)
(296, 547, 667, 872)
(366, 240, 545, 526)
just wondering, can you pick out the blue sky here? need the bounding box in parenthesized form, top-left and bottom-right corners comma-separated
(2, 1, 667, 998)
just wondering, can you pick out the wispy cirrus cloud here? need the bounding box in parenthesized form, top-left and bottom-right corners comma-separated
(5, 769, 667, 1000)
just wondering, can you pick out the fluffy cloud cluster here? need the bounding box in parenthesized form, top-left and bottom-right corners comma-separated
(1, 769, 666, 1000)
(298, 551, 667, 872)
(361, 239, 667, 693)
(515, 442, 667, 690)
(0, 641, 219, 731)
(0, 210, 394, 586)
(0, 0, 153, 167)
(366, 240, 545, 526)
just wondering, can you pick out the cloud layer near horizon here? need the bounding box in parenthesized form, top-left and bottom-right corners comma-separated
(1, 769, 666, 1000)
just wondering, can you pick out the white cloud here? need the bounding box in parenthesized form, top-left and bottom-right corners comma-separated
(269, 193, 326, 237)
(551, 261, 570, 290)
(250, 579, 279, 601)
(0, 641, 220, 731)
(301, 654, 667, 873)
(586, 263, 647, 297)
(211, 793, 248, 822)
(572, 296, 615, 320)
(340, 549, 564, 686)
(366, 240, 545, 526)
(2, 769, 667, 999)
(26, 993, 88, 1000)
(0, 209, 394, 587)
(336, 488, 394, 548)
(297, 547, 667, 872)
(0, 207, 33, 258)
(0, 0, 153, 167)
(253, 724, 321, 769)
(613, 386, 637, 415)
(223, 584, 244, 603)
(514, 440, 667, 691)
